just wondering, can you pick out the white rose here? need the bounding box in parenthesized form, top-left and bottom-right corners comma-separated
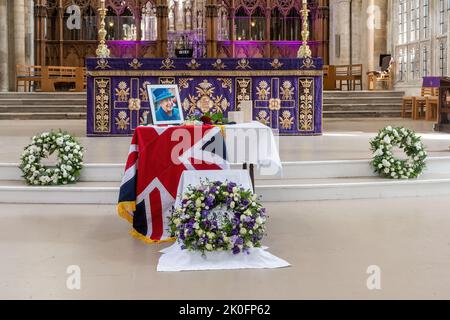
(195, 199, 202, 207)
(196, 229, 203, 236)
(230, 201, 235, 209)
(205, 244, 213, 251)
(240, 228, 247, 235)
(384, 168, 390, 173)
(383, 135, 391, 144)
(56, 137, 64, 146)
(173, 218, 181, 226)
(193, 222, 199, 229)
(386, 126, 393, 131)
(255, 217, 263, 225)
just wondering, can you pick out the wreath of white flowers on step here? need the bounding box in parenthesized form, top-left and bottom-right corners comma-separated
(19, 132, 84, 185)
(370, 126, 427, 179)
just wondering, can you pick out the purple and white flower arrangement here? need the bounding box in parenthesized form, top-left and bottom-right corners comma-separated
(169, 180, 267, 255)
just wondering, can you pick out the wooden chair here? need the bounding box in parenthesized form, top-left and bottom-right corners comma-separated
(413, 87, 439, 120)
(335, 65, 352, 91)
(367, 56, 394, 91)
(323, 65, 337, 90)
(402, 96, 415, 118)
(350, 64, 363, 90)
(16, 65, 42, 92)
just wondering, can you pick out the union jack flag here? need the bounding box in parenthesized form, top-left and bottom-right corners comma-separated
(118, 125, 228, 243)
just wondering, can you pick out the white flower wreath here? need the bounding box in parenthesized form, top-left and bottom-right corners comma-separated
(370, 126, 427, 179)
(19, 131, 84, 185)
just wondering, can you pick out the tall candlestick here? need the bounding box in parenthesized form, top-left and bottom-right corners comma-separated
(297, 0, 312, 59)
(96, 0, 110, 58)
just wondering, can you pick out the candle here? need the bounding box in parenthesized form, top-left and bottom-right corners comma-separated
(303, 0, 307, 4)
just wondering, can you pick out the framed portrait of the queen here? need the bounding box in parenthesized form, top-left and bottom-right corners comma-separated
(147, 84, 184, 125)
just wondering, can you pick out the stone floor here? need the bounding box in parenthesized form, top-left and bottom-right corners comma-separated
(1, 197, 450, 299)
(1, 118, 449, 163)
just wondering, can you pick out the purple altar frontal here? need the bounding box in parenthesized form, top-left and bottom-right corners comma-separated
(86, 57, 323, 136)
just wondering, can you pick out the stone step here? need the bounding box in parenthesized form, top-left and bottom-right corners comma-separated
(324, 98, 403, 105)
(323, 90, 405, 98)
(0, 92, 86, 100)
(0, 105, 86, 113)
(3, 157, 450, 182)
(323, 104, 402, 111)
(0, 112, 86, 120)
(0, 99, 85, 105)
(323, 110, 402, 118)
(2, 174, 450, 203)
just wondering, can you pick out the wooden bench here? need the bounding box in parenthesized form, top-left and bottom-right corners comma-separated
(41, 66, 85, 92)
(16, 65, 43, 92)
(333, 64, 362, 91)
(367, 56, 394, 91)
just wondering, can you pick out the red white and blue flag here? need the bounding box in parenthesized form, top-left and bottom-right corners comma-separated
(118, 125, 228, 243)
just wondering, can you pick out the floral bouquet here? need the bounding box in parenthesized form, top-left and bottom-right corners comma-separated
(184, 110, 234, 125)
(169, 180, 267, 255)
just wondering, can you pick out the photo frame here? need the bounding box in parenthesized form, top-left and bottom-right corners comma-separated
(147, 84, 184, 125)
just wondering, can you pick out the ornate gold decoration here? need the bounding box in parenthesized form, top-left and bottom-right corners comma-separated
(183, 79, 230, 115)
(140, 81, 151, 101)
(280, 81, 294, 100)
(89, 70, 323, 77)
(159, 77, 176, 84)
(128, 98, 141, 111)
(256, 81, 270, 100)
(178, 78, 194, 89)
(279, 110, 294, 130)
(236, 58, 251, 70)
(217, 78, 232, 93)
(299, 78, 314, 131)
(160, 58, 175, 70)
(270, 59, 284, 69)
(115, 111, 129, 131)
(301, 57, 316, 69)
(128, 58, 143, 70)
(297, 1, 312, 59)
(269, 98, 281, 111)
(95, 58, 111, 70)
(236, 78, 252, 106)
(212, 59, 226, 70)
(256, 110, 270, 126)
(140, 111, 150, 125)
(96, 0, 110, 58)
(186, 59, 201, 70)
(94, 78, 110, 133)
(115, 81, 130, 102)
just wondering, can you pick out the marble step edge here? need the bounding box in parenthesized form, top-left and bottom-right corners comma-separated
(1, 176, 450, 203)
(2, 157, 450, 182)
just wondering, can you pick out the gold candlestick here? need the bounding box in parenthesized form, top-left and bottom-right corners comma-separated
(96, 0, 110, 58)
(297, 1, 312, 59)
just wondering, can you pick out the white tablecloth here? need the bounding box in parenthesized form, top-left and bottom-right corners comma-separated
(223, 121, 282, 176)
(157, 243, 290, 272)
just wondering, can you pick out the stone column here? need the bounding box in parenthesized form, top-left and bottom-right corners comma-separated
(360, 0, 387, 88)
(0, 0, 8, 91)
(14, 0, 26, 67)
(330, 0, 351, 65)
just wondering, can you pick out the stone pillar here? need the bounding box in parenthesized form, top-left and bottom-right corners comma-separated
(14, 0, 26, 67)
(205, 0, 218, 58)
(0, 0, 8, 91)
(35, 0, 47, 67)
(330, 0, 351, 65)
(156, 0, 169, 57)
(360, 0, 387, 88)
(313, 0, 330, 64)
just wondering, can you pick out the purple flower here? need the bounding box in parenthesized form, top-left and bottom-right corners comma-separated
(241, 199, 250, 207)
(227, 182, 237, 193)
(235, 237, 244, 245)
(232, 246, 241, 254)
(201, 209, 209, 218)
(210, 186, 217, 194)
(231, 228, 239, 236)
(205, 196, 215, 207)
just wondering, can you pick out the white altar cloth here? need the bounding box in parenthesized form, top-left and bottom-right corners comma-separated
(157, 243, 290, 272)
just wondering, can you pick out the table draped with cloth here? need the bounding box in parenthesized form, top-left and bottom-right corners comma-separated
(118, 122, 282, 243)
(86, 57, 323, 136)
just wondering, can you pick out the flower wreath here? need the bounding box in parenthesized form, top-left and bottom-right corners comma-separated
(19, 131, 84, 185)
(169, 180, 267, 255)
(370, 126, 427, 179)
